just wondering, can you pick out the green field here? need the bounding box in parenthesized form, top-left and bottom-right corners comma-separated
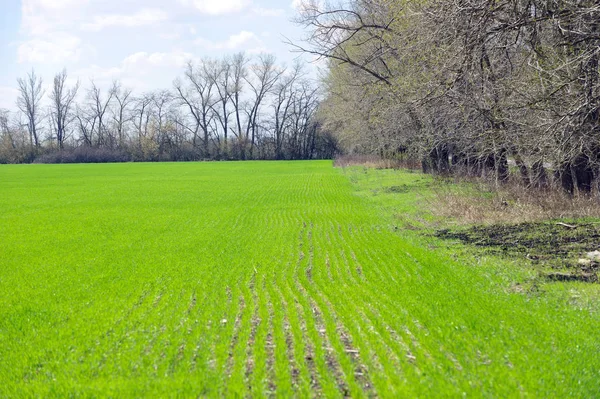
(1, 161, 599, 397)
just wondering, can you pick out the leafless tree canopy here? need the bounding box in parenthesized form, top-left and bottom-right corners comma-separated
(16, 69, 45, 148)
(294, 0, 600, 194)
(1, 53, 337, 163)
(49, 69, 79, 149)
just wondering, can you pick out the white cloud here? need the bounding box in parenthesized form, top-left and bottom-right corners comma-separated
(195, 30, 262, 50)
(247, 46, 269, 55)
(37, 0, 85, 8)
(180, 0, 251, 15)
(226, 31, 257, 48)
(20, 0, 95, 35)
(123, 51, 194, 69)
(159, 32, 182, 40)
(291, 0, 322, 11)
(18, 34, 83, 64)
(82, 8, 168, 32)
(7, 0, 312, 113)
(21, 0, 85, 36)
(19, 0, 89, 64)
(75, 65, 123, 82)
(73, 50, 198, 92)
(253, 7, 285, 17)
(0, 87, 19, 110)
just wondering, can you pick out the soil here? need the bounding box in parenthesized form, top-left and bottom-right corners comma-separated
(435, 221, 600, 283)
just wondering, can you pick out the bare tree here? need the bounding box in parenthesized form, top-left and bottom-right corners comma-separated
(0, 109, 14, 153)
(272, 63, 304, 159)
(244, 54, 284, 158)
(175, 60, 217, 157)
(16, 69, 45, 148)
(86, 80, 116, 147)
(0, 109, 33, 163)
(225, 53, 249, 158)
(173, 77, 202, 153)
(3, 54, 333, 163)
(208, 57, 235, 158)
(152, 89, 174, 152)
(188, 61, 217, 157)
(132, 93, 153, 143)
(49, 69, 79, 149)
(290, 0, 398, 86)
(292, 0, 600, 193)
(86, 80, 118, 146)
(112, 82, 133, 147)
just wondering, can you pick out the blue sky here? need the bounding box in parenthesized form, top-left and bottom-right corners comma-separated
(0, 0, 311, 110)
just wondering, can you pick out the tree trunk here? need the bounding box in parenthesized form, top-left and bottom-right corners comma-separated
(495, 149, 509, 184)
(514, 154, 530, 186)
(531, 160, 548, 189)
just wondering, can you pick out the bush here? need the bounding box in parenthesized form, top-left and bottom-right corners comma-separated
(34, 146, 131, 164)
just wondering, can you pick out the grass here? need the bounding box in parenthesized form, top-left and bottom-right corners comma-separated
(429, 176, 600, 225)
(0, 161, 599, 397)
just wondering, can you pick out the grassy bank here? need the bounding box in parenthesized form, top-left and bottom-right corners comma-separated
(0, 162, 598, 397)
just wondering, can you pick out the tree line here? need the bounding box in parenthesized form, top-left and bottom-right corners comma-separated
(294, 0, 600, 194)
(0, 53, 338, 164)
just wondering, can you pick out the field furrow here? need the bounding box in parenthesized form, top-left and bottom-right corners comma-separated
(1, 161, 599, 397)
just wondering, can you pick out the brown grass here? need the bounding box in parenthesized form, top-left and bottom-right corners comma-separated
(336, 154, 600, 225)
(334, 155, 420, 170)
(429, 176, 600, 225)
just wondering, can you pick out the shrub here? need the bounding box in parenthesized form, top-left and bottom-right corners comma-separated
(34, 146, 131, 164)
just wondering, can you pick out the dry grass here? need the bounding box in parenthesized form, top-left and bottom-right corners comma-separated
(333, 154, 421, 170)
(336, 155, 600, 225)
(429, 176, 600, 225)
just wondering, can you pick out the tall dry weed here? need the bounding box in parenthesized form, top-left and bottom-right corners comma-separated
(334, 155, 420, 170)
(429, 176, 600, 225)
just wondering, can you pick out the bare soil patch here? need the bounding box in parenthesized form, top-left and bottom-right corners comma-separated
(436, 222, 600, 282)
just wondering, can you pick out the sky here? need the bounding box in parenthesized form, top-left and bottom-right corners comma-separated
(0, 0, 311, 110)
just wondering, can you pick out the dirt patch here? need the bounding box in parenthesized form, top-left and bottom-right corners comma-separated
(225, 295, 246, 377)
(310, 301, 350, 397)
(244, 287, 260, 389)
(265, 293, 277, 396)
(435, 221, 600, 282)
(306, 227, 314, 282)
(545, 272, 598, 283)
(351, 251, 364, 278)
(296, 301, 321, 394)
(283, 316, 300, 389)
(187, 292, 197, 314)
(336, 325, 374, 395)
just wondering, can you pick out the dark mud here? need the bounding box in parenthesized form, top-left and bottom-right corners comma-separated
(435, 221, 600, 283)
